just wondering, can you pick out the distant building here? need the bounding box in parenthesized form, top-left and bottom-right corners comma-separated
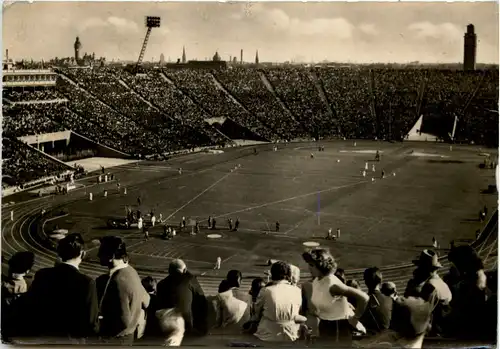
(160, 53, 165, 64)
(255, 50, 259, 65)
(74, 37, 82, 63)
(240, 49, 243, 64)
(182, 46, 187, 63)
(463, 24, 476, 71)
(213, 51, 221, 62)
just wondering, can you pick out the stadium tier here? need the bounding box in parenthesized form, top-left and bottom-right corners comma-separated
(2, 66, 499, 187)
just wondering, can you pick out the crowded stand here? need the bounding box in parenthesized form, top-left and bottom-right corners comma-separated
(120, 71, 227, 146)
(3, 89, 66, 103)
(1, 232, 497, 346)
(2, 104, 65, 138)
(214, 68, 305, 140)
(1, 137, 69, 187)
(2, 66, 498, 188)
(316, 68, 375, 139)
(460, 69, 499, 147)
(265, 68, 332, 138)
(372, 69, 423, 141)
(56, 77, 170, 155)
(165, 69, 276, 140)
(61, 68, 218, 150)
(420, 71, 482, 141)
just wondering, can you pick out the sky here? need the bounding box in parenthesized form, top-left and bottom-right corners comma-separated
(2, 1, 499, 64)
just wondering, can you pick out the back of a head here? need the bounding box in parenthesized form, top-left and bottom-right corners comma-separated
(218, 279, 231, 293)
(347, 279, 360, 289)
(169, 259, 187, 275)
(448, 245, 483, 273)
(226, 269, 242, 287)
(98, 236, 128, 263)
(142, 276, 157, 293)
(250, 277, 266, 299)
(57, 233, 84, 262)
(270, 261, 291, 282)
(364, 267, 383, 290)
(8, 251, 35, 274)
(381, 282, 397, 297)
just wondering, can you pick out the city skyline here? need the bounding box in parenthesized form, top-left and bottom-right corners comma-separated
(3, 1, 499, 64)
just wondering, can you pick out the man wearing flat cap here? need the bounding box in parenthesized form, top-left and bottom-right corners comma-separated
(404, 249, 452, 336)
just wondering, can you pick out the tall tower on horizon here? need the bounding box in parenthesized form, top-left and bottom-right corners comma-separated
(182, 46, 187, 63)
(74, 37, 82, 63)
(255, 50, 259, 64)
(463, 24, 476, 71)
(240, 49, 243, 64)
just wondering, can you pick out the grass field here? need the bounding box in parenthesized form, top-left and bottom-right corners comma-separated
(45, 141, 497, 277)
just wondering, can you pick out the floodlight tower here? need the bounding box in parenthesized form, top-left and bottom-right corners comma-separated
(135, 16, 161, 72)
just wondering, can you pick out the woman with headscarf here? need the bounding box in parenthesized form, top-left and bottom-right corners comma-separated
(253, 261, 302, 342)
(302, 249, 369, 345)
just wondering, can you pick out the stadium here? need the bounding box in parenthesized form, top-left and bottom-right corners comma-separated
(1, 5, 499, 348)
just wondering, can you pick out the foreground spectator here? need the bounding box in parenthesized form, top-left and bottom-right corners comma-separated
(156, 308, 185, 346)
(302, 249, 369, 346)
(405, 250, 452, 336)
(96, 236, 150, 344)
(156, 259, 208, 337)
(1, 251, 35, 341)
(446, 246, 490, 339)
(27, 233, 98, 340)
(360, 267, 393, 335)
(360, 285, 437, 349)
(253, 261, 302, 342)
(141, 276, 161, 339)
(216, 270, 250, 330)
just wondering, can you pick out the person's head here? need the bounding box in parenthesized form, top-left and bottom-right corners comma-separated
(448, 245, 484, 276)
(142, 276, 157, 294)
(335, 268, 346, 283)
(8, 251, 35, 276)
(302, 249, 338, 278)
(412, 250, 442, 278)
(381, 282, 397, 298)
(226, 269, 242, 288)
(97, 236, 128, 268)
(289, 264, 300, 285)
(364, 267, 383, 291)
(270, 261, 291, 282)
(57, 233, 85, 263)
(346, 279, 360, 289)
(168, 259, 187, 275)
(249, 277, 266, 301)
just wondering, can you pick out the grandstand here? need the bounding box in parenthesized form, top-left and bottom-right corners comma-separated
(2, 63, 498, 191)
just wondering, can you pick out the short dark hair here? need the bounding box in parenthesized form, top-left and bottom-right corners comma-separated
(142, 276, 157, 293)
(8, 251, 35, 274)
(57, 233, 85, 262)
(226, 269, 242, 287)
(270, 261, 291, 281)
(364, 267, 383, 290)
(98, 236, 127, 261)
(335, 268, 346, 283)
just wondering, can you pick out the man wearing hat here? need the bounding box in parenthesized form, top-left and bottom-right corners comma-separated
(404, 250, 452, 336)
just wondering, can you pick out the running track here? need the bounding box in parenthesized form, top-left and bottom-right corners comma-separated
(2, 174, 497, 296)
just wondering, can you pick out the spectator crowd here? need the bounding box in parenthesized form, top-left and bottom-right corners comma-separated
(2, 66, 498, 188)
(2, 232, 497, 347)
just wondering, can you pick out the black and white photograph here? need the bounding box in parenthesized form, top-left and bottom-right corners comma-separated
(1, 1, 498, 347)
